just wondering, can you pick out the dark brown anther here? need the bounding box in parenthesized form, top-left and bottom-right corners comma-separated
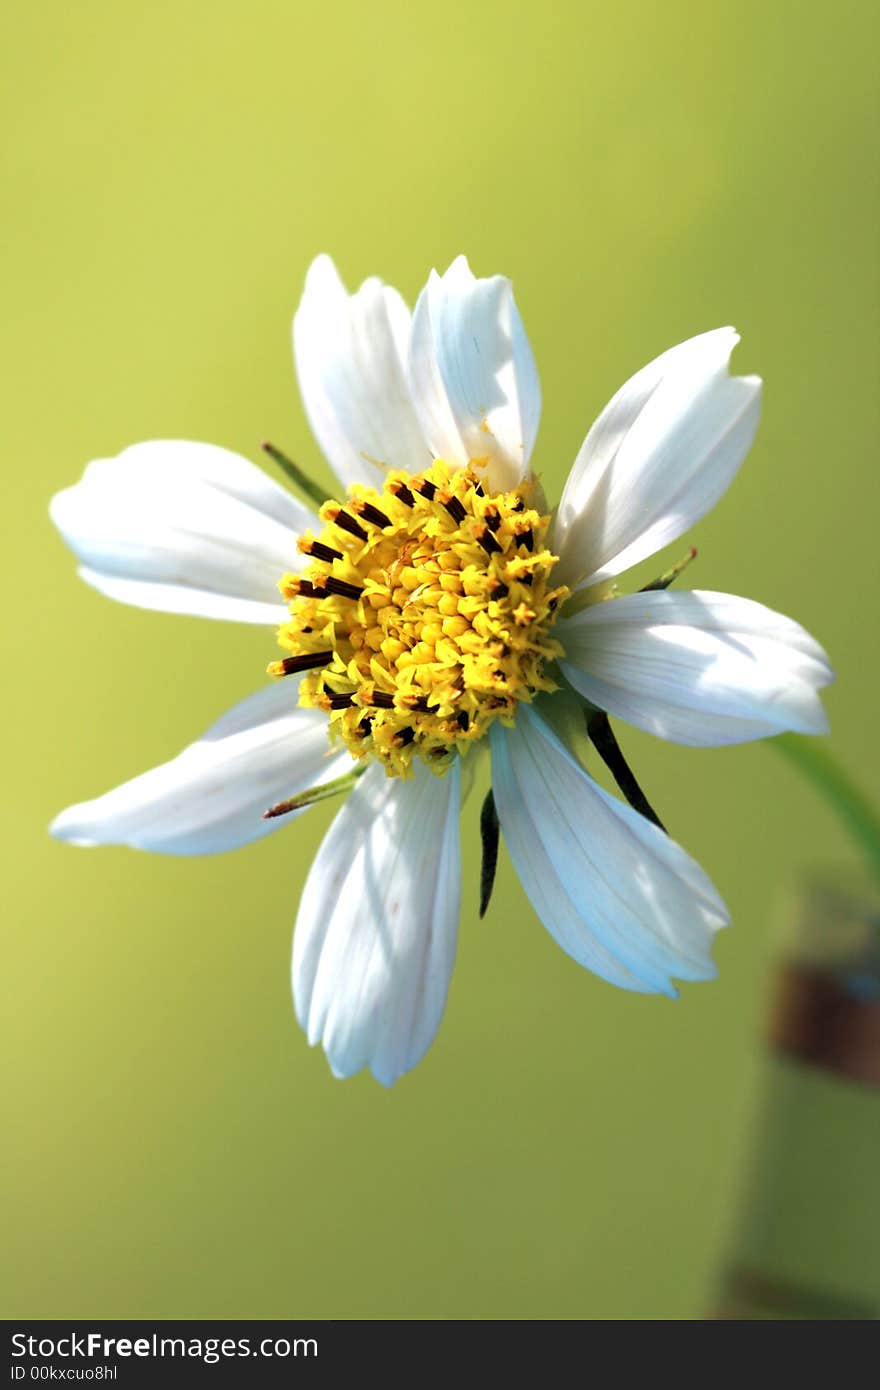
(517, 527, 534, 552)
(327, 691, 355, 710)
(483, 505, 501, 532)
(278, 650, 334, 675)
(389, 481, 416, 507)
(292, 579, 317, 598)
(403, 695, 430, 712)
(473, 481, 485, 497)
(489, 580, 509, 599)
(396, 726, 416, 746)
(323, 576, 364, 600)
(413, 477, 437, 501)
(353, 500, 392, 529)
(300, 538, 343, 563)
(474, 525, 502, 555)
(520, 573, 534, 586)
(356, 715, 374, 736)
(330, 508, 368, 541)
(455, 709, 470, 731)
(512, 497, 525, 512)
(440, 493, 467, 524)
(365, 689, 395, 709)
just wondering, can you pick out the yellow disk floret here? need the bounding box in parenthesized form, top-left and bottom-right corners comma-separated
(269, 460, 569, 777)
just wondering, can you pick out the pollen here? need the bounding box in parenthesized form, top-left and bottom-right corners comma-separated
(269, 461, 569, 777)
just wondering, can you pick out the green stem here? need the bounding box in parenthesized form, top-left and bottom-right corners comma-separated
(772, 735, 880, 885)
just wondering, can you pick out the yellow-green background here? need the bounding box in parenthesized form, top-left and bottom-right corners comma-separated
(3, 0, 877, 1319)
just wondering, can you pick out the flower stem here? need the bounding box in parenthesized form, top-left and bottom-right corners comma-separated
(772, 735, 880, 885)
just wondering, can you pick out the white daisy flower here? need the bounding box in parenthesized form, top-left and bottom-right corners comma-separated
(50, 254, 834, 1085)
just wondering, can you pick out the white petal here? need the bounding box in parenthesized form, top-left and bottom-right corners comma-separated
(553, 329, 761, 588)
(558, 589, 834, 746)
(407, 255, 541, 493)
(490, 705, 728, 995)
(293, 254, 431, 490)
(50, 681, 350, 855)
(293, 758, 461, 1086)
(51, 441, 313, 624)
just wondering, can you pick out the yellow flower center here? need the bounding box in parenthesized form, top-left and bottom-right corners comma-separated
(269, 461, 569, 777)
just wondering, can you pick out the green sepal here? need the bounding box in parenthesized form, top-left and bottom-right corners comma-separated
(479, 789, 501, 919)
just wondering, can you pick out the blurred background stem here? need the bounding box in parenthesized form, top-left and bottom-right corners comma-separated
(772, 735, 880, 885)
(712, 874, 880, 1319)
(713, 737, 880, 1319)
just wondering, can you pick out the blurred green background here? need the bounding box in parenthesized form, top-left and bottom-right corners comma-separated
(3, 0, 877, 1319)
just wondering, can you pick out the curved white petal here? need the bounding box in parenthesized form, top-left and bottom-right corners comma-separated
(50, 681, 350, 855)
(408, 255, 541, 493)
(558, 590, 834, 746)
(490, 705, 728, 995)
(553, 329, 761, 589)
(51, 441, 313, 624)
(293, 758, 461, 1086)
(293, 254, 431, 491)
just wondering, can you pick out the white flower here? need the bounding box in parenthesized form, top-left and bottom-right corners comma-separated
(50, 254, 834, 1085)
